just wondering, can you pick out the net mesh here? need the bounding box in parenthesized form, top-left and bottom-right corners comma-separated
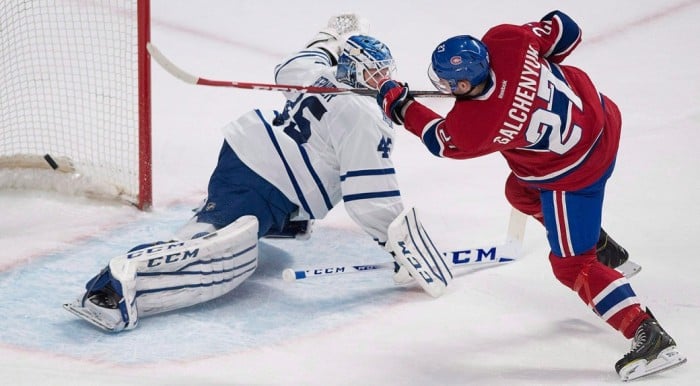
(0, 0, 144, 205)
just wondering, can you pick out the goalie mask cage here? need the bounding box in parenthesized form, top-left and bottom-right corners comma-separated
(0, 0, 152, 209)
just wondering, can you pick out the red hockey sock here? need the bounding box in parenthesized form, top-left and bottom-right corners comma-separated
(609, 305, 651, 339)
(548, 249, 647, 337)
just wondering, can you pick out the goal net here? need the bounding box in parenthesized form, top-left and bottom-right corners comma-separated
(0, 0, 151, 209)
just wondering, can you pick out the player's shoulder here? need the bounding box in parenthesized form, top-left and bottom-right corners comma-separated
(483, 23, 531, 46)
(481, 24, 539, 65)
(485, 23, 526, 36)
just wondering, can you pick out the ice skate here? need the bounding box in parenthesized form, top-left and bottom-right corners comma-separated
(615, 318, 686, 381)
(597, 228, 641, 277)
(63, 284, 127, 332)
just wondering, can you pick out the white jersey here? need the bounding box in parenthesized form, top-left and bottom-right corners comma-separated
(222, 47, 403, 243)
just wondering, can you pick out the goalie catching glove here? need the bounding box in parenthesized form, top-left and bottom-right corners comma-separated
(305, 13, 370, 64)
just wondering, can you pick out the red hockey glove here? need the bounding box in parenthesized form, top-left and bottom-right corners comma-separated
(376, 79, 413, 125)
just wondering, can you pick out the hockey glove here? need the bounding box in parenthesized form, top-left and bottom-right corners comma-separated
(306, 31, 342, 65)
(306, 13, 370, 65)
(377, 79, 414, 125)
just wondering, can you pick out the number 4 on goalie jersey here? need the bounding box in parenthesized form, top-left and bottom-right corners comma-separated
(387, 207, 453, 297)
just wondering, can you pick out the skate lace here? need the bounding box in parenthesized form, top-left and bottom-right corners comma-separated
(626, 328, 647, 356)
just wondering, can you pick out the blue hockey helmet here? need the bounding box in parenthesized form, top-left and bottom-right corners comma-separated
(336, 35, 396, 90)
(428, 35, 490, 94)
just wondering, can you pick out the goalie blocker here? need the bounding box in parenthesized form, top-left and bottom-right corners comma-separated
(386, 207, 454, 297)
(64, 216, 259, 332)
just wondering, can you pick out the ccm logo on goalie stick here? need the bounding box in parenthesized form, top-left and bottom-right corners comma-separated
(397, 241, 435, 284)
(306, 266, 379, 275)
(449, 247, 497, 264)
(311, 267, 347, 275)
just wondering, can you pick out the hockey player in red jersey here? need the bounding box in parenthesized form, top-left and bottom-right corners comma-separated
(375, 10, 685, 381)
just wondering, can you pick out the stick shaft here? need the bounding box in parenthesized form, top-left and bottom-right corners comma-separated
(147, 43, 450, 98)
(283, 208, 528, 282)
(283, 241, 520, 282)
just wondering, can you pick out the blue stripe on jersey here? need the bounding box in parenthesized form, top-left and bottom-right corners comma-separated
(593, 282, 636, 316)
(274, 51, 332, 82)
(421, 120, 443, 157)
(340, 168, 396, 181)
(343, 190, 401, 202)
(255, 109, 315, 218)
(297, 143, 334, 211)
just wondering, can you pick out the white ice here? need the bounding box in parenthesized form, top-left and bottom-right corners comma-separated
(1, 1, 699, 385)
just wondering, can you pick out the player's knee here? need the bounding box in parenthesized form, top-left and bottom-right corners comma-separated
(548, 251, 597, 290)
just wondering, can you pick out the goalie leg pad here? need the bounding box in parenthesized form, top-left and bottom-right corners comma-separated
(387, 207, 452, 297)
(65, 216, 259, 331)
(128, 215, 259, 317)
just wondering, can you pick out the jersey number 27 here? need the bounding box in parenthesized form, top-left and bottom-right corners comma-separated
(525, 65, 583, 155)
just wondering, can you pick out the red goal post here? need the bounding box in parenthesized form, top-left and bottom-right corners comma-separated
(0, 0, 152, 210)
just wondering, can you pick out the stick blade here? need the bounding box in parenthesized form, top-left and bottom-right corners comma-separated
(147, 42, 199, 84)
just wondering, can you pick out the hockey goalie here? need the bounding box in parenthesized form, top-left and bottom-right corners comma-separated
(63, 13, 454, 332)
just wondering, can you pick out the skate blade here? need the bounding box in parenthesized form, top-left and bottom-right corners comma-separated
(63, 302, 120, 332)
(616, 260, 642, 278)
(620, 346, 687, 381)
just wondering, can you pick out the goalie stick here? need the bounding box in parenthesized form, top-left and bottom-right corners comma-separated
(282, 244, 519, 282)
(283, 208, 527, 282)
(282, 208, 642, 282)
(147, 43, 450, 98)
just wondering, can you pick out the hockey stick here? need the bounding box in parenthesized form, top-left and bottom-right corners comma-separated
(147, 42, 450, 98)
(282, 208, 527, 282)
(282, 245, 518, 282)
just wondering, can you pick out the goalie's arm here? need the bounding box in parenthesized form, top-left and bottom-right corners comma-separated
(273, 13, 368, 94)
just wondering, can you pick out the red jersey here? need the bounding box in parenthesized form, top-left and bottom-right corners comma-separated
(402, 12, 621, 191)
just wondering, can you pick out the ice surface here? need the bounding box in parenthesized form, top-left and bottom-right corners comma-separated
(1, 1, 698, 385)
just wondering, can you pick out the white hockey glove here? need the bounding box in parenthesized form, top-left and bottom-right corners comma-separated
(305, 13, 370, 63)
